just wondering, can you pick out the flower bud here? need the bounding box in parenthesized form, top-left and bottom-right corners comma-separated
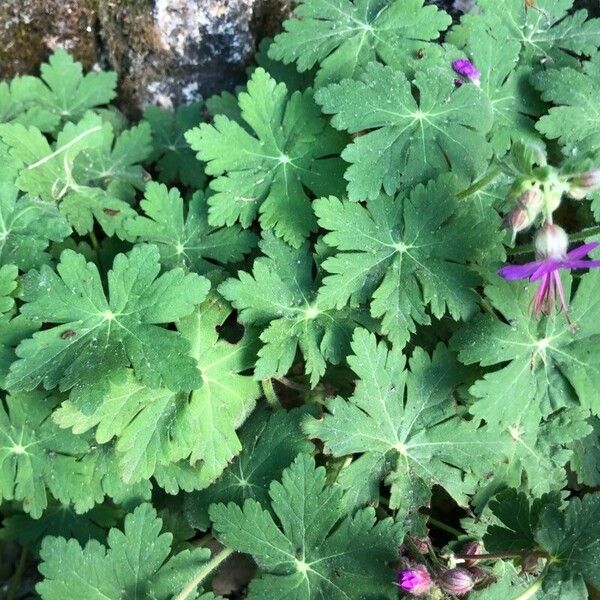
(413, 537, 430, 554)
(502, 187, 543, 236)
(397, 565, 432, 596)
(439, 568, 475, 596)
(534, 223, 569, 260)
(461, 541, 483, 566)
(569, 169, 600, 199)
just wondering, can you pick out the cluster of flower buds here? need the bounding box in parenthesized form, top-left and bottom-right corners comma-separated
(396, 541, 489, 597)
(567, 169, 600, 199)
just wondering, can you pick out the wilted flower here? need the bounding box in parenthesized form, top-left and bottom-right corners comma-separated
(452, 58, 480, 85)
(569, 169, 600, 199)
(498, 223, 600, 321)
(439, 567, 475, 596)
(397, 565, 432, 596)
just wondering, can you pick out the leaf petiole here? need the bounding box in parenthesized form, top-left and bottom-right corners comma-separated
(174, 547, 235, 600)
(456, 167, 502, 200)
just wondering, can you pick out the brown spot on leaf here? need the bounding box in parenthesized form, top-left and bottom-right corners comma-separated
(103, 208, 120, 216)
(61, 329, 76, 339)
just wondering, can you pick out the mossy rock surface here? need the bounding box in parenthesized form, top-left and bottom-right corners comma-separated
(0, 0, 291, 114)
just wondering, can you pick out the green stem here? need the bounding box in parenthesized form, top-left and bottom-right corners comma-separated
(89, 230, 100, 253)
(262, 378, 279, 409)
(508, 225, 600, 256)
(456, 167, 502, 200)
(512, 563, 550, 600)
(403, 536, 428, 566)
(7, 547, 27, 600)
(276, 376, 310, 393)
(174, 547, 235, 600)
(192, 532, 213, 547)
(428, 517, 463, 538)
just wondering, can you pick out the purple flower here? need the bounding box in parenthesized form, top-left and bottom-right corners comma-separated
(397, 565, 432, 596)
(498, 224, 600, 321)
(452, 58, 480, 85)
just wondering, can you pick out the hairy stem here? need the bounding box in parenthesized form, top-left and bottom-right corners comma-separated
(174, 547, 235, 600)
(428, 516, 463, 538)
(403, 535, 428, 566)
(512, 563, 550, 600)
(457, 167, 502, 200)
(276, 376, 310, 393)
(7, 547, 27, 600)
(262, 378, 279, 409)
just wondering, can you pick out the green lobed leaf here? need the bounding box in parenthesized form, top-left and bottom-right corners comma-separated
(7, 244, 210, 393)
(0, 113, 150, 238)
(186, 68, 346, 247)
(219, 232, 373, 386)
(305, 328, 505, 517)
(34, 49, 117, 130)
(269, 0, 451, 87)
(0, 264, 18, 314)
(448, 28, 541, 155)
(484, 489, 600, 598)
(570, 415, 600, 486)
(0, 503, 118, 551)
(452, 271, 600, 423)
(315, 61, 493, 199)
(144, 102, 206, 188)
(37, 503, 218, 600)
(315, 175, 503, 349)
(0, 391, 91, 518)
(185, 406, 314, 530)
(448, 0, 600, 69)
(124, 182, 257, 274)
(534, 52, 600, 158)
(209, 453, 404, 600)
(54, 294, 260, 489)
(0, 182, 71, 271)
(0, 50, 116, 134)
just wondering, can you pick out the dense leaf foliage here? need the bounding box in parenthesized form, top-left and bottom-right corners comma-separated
(1, 3, 600, 597)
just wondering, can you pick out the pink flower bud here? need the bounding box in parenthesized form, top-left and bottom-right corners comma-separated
(439, 568, 475, 596)
(534, 223, 569, 260)
(461, 541, 483, 566)
(503, 187, 542, 234)
(569, 169, 600, 198)
(397, 565, 432, 596)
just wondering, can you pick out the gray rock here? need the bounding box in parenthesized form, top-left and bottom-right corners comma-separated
(0, 0, 290, 114)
